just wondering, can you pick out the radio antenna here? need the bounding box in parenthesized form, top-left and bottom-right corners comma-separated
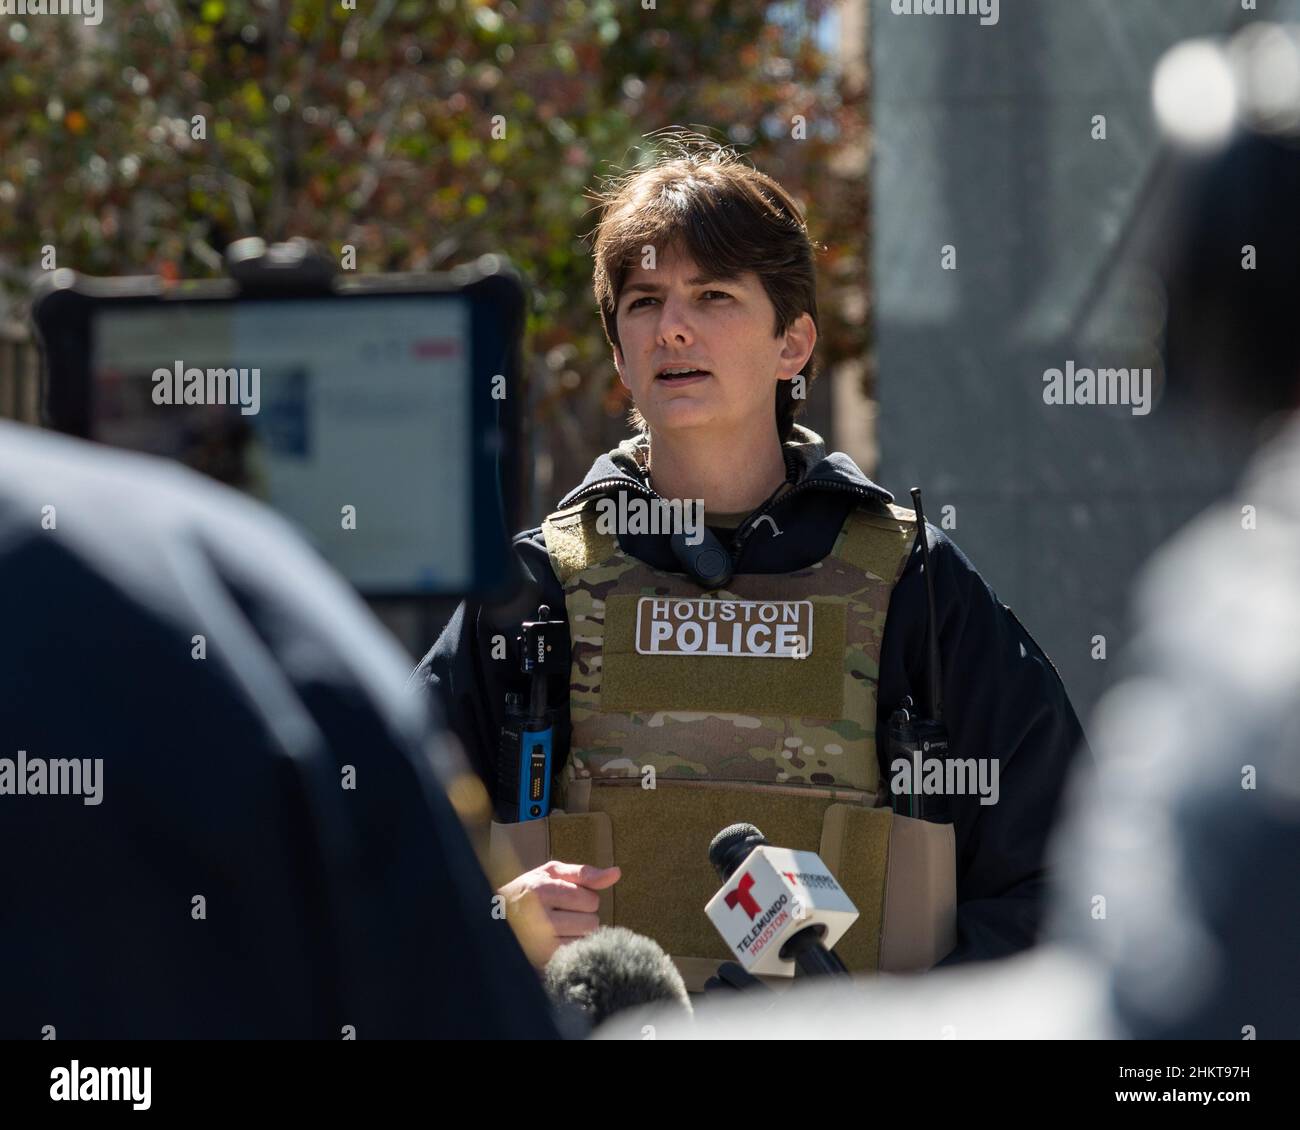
(909, 487, 943, 723)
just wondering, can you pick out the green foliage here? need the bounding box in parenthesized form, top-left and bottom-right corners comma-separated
(0, 0, 869, 480)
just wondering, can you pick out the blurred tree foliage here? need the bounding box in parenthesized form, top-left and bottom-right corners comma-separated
(0, 0, 869, 507)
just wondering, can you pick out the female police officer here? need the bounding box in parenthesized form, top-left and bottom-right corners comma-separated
(415, 137, 1086, 986)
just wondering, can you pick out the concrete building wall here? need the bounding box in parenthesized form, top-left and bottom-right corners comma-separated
(870, 0, 1282, 724)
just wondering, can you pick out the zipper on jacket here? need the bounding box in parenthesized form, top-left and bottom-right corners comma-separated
(730, 479, 892, 558)
(558, 476, 661, 511)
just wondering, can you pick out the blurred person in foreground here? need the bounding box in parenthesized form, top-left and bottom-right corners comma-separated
(0, 422, 558, 1038)
(1044, 28, 1300, 1039)
(595, 28, 1300, 1039)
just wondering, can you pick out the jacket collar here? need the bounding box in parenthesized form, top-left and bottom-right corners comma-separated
(555, 424, 894, 510)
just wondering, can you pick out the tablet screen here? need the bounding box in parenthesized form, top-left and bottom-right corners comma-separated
(91, 295, 475, 594)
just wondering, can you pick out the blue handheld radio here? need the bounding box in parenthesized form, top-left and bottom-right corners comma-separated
(497, 604, 569, 822)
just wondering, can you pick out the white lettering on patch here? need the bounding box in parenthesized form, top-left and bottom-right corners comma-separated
(635, 598, 813, 658)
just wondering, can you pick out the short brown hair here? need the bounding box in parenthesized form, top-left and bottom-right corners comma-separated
(587, 130, 824, 442)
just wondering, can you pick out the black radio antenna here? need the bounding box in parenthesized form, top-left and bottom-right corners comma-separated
(909, 487, 943, 723)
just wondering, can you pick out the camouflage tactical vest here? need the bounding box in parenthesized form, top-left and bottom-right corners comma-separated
(488, 494, 957, 988)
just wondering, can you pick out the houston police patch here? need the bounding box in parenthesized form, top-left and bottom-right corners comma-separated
(634, 597, 813, 658)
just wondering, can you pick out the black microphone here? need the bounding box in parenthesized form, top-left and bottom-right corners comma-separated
(708, 823, 852, 979)
(670, 527, 733, 589)
(543, 927, 694, 1030)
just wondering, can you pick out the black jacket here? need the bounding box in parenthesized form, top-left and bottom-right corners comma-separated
(414, 426, 1090, 967)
